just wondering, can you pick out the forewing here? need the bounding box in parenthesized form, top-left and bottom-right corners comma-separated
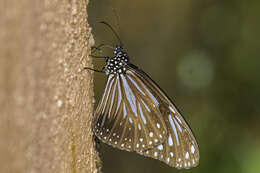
(94, 73, 168, 152)
(128, 65, 200, 168)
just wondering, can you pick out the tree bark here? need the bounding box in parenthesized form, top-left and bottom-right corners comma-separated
(0, 0, 100, 172)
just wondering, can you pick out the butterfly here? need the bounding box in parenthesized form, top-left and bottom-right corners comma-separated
(87, 21, 199, 169)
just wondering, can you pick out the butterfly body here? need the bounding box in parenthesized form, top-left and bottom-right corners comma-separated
(93, 45, 199, 169)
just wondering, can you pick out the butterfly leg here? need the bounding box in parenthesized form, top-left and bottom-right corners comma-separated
(90, 54, 108, 59)
(83, 66, 105, 73)
(91, 44, 105, 55)
(91, 44, 114, 54)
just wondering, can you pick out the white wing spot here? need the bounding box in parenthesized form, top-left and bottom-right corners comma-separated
(124, 138, 127, 141)
(139, 138, 143, 142)
(170, 152, 174, 157)
(154, 152, 158, 157)
(156, 123, 160, 129)
(113, 133, 116, 136)
(109, 139, 112, 142)
(100, 132, 103, 135)
(129, 117, 133, 123)
(115, 141, 117, 144)
(142, 144, 145, 148)
(149, 132, 153, 137)
(167, 157, 170, 163)
(185, 152, 190, 159)
(191, 145, 195, 154)
(104, 136, 107, 140)
(178, 158, 182, 162)
(157, 144, 163, 150)
(154, 138, 158, 143)
(138, 123, 142, 130)
(159, 134, 163, 138)
(149, 141, 153, 145)
(121, 144, 125, 147)
(168, 135, 173, 146)
(136, 143, 140, 148)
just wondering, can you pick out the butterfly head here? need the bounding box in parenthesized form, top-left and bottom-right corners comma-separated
(104, 45, 129, 75)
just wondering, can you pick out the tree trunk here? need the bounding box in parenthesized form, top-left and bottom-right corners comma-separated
(0, 0, 101, 172)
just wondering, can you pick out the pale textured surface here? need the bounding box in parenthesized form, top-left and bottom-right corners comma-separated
(0, 0, 100, 173)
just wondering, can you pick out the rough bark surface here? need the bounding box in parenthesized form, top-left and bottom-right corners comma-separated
(0, 0, 100, 173)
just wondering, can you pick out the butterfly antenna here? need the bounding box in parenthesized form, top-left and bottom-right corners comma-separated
(99, 21, 123, 46)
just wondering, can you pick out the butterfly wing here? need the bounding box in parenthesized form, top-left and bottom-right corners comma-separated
(94, 72, 168, 152)
(127, 64, 200, 168)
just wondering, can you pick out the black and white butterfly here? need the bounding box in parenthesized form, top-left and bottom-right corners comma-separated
(87, 22, 199, 169)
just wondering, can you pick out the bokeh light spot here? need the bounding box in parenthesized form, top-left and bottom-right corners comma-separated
(177, 52, 215, 90)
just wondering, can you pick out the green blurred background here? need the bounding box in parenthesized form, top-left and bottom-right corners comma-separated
(88, 0, 260, 173)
